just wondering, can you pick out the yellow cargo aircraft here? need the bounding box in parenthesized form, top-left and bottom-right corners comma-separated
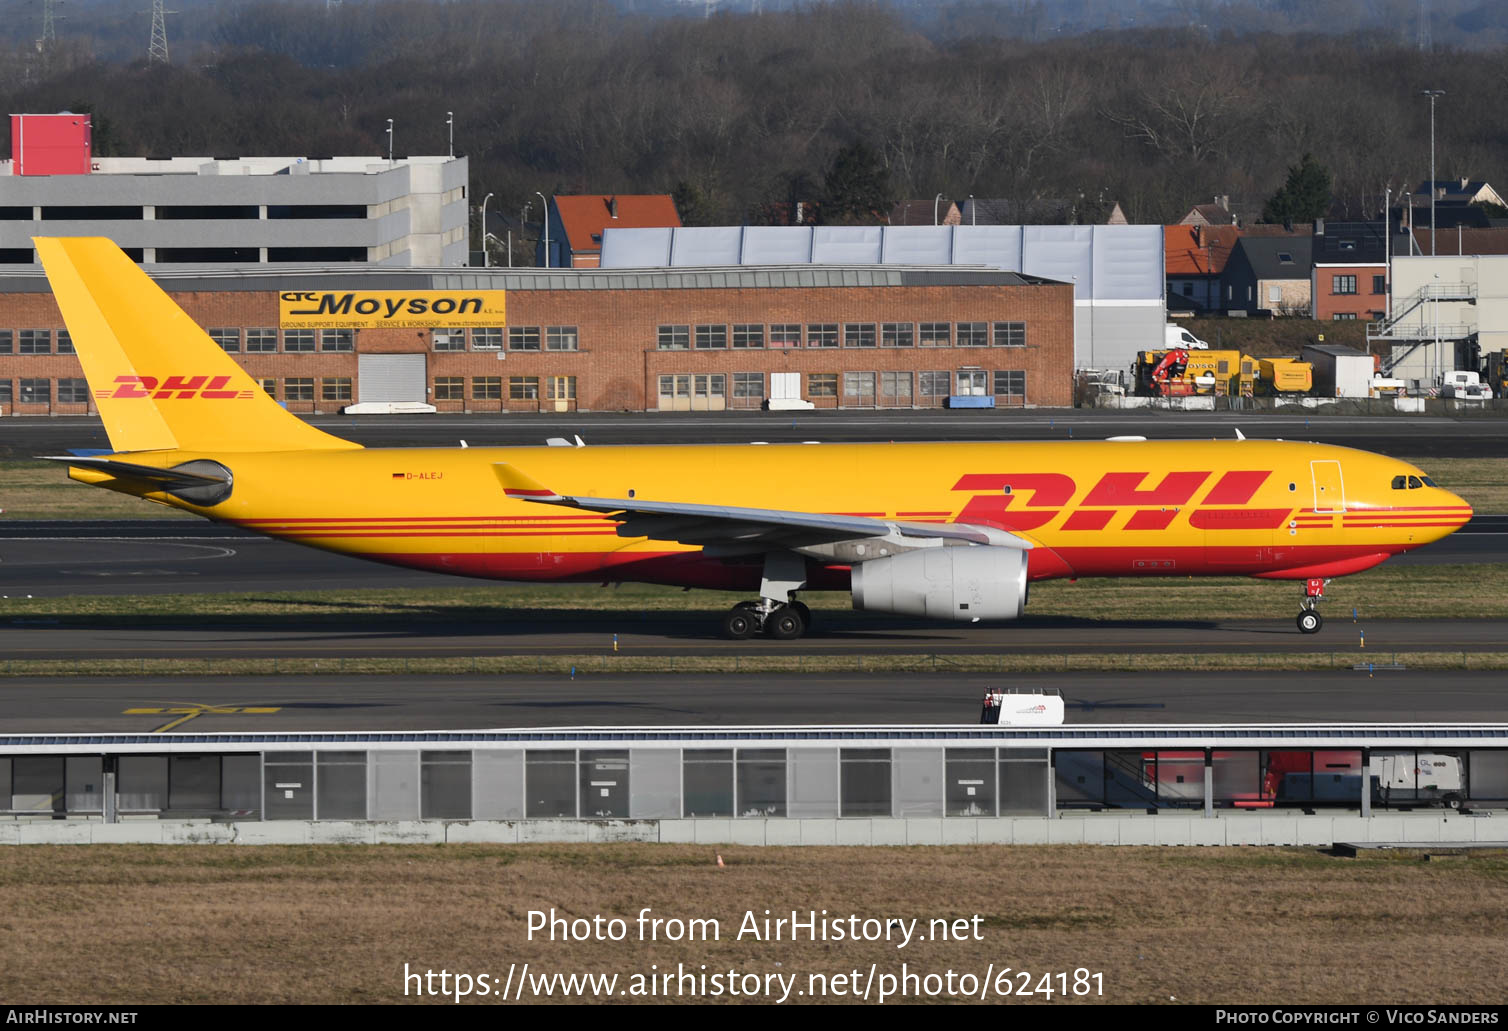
(35, 237, 1472, 639)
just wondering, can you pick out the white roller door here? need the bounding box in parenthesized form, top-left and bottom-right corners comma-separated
(358, 354, 427, 403)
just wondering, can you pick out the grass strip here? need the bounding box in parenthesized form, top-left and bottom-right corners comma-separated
(4, 650, 1507, 678)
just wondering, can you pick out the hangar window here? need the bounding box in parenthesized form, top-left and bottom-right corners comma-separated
(546, 326, 579, 351)
(921, 322, 952, 347)
(769, 324, 802, 349)
(694, 324, 727, 350)
(843, 323, 876, 348)
(283, 330, 315, 353)
(509, 326, 541, 351)
(806, 324, 838, 348)
(509, 376, 539, 400)
(732, 372, 764, 399)
(993, 321, 1026, 348)
(1333, 275, 1358, 295)
(18, 378, 49, 404)
(995, 370, 1026, 403)
(284, 378, 314, 401)
(321, 378, 352, 402)
(684, 750, 734, 818)
(56, 378, 89, 403)
(920, 370, 950, 397)
(880, 371, 912, 405)
(732, 324, 765, 349)
(657, 325, 689, 350)
(472, 376, 502, 400)
(433, 328, 465, 351)
(0, 330, 10, 353)
(808, 373, 837, 397)
(840, 749, 891, 817)
(18, 329, 50, 354)
(259, 378, 277, 397)
(957, 322, 988, 347)
(209, 328, 240, 352)
(321, 329, 354, 352)
(245, 329, 277, 353)
(881, 322, 914, 348)
(57, 331, 73, 354)
(735, 749, 786, 818)
(843, 371, 876, 404)
(472, 327, 502, 351)
(433, 377, 463, 401)
(547, 376, 577, 402)
(0, 380, 10, 403)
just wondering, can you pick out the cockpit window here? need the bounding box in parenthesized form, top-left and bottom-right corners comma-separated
(1408, 475, 1423, 489)
(1421, 476, 1437, 487)
(1391, 475, 1407, 490)
(1392, 474, 1429, 490)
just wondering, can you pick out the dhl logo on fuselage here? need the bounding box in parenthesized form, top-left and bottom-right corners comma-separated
(95, 375, 253, 400)
(951, 469, 1293, 531)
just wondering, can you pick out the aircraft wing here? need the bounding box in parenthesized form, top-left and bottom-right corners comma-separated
(494, 463, 1032, 553)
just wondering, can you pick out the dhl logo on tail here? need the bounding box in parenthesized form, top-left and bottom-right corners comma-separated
(96, 375, 254, 401)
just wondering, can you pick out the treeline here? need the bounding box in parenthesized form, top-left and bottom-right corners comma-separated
(1, 1, 1506, 241)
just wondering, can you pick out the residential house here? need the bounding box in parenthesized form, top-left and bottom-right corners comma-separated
(541, 194, 681, 268)
(1310, 220, 1402, 322)
(889, 199, 960, 226)
(1178, 195, 1239, 227)
(1221, 236, 1313, 315)
(1165, 224, 1240, 313)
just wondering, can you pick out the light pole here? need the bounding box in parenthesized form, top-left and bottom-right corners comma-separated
(385, 118, 394, 165)
(535, 190, 550, 267)
(446, 111, 454, 158)
(480, 191, 494, 267)
(1421, 89, 1445, 256)
(1384, 185, 1392, 322)
(934, 192, 943, 226)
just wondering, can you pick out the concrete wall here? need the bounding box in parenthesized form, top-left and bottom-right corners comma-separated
(1, 813, 1498, 847)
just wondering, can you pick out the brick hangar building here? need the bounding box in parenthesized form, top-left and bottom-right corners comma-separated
(0, 264, 1074, 415)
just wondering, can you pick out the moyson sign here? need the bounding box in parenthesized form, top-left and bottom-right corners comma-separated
(278, 290, 508, 329)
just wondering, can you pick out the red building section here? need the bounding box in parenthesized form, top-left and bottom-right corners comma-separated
(10, 113, 92, 176)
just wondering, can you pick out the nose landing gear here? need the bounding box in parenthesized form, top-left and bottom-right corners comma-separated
(1297, 577, 1328, 634)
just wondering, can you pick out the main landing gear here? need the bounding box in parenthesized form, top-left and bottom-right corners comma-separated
(1297, 577, 1329, 634)
(721, 551, 811, 640)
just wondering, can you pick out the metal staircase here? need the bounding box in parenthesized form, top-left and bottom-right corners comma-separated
(1367, 282, 1477, 376)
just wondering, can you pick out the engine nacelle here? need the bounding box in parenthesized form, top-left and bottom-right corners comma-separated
(850, 545, 1028, 621)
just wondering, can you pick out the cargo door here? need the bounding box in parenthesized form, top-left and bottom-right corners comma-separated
(1311, 460, 1346, 514)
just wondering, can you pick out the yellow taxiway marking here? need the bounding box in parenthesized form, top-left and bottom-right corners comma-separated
(124, 704, 281, 733)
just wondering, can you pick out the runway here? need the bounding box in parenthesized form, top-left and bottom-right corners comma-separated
(3, 409, 1508, 456)
(0, 516, 1502, 599)
(2, 670, 1503, 733)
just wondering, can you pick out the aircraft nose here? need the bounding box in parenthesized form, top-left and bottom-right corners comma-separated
(1437, 488, 1473, 536)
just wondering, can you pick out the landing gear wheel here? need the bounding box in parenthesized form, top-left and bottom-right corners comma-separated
(1297, 609, 1323, 634)
(790, 601, 813, 632)
(765, 605, 804, 640)
(722, 606, 758, 640)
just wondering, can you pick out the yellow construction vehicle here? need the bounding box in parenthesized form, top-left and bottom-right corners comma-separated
(1255, 357, 1313, 395)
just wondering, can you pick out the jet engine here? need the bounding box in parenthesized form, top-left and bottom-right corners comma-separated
(850, 545, 1028, 621)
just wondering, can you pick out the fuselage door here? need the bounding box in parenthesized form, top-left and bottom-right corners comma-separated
(1311, 460, 1345, 514)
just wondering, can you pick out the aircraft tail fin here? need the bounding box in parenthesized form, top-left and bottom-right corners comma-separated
(33, 237, 359, 455)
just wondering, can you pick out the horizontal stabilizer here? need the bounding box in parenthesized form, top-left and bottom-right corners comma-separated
(40, 455, 228, 488)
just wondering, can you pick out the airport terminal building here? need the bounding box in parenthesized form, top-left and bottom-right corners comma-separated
(0, 263, 1075, 414)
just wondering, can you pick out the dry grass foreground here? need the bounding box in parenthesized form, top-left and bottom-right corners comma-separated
(0, 844, 1504, 1005)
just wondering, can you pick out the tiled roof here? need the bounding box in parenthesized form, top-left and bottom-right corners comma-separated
(554, 194, 681, 254)
(1164, 225, 1240, 275)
